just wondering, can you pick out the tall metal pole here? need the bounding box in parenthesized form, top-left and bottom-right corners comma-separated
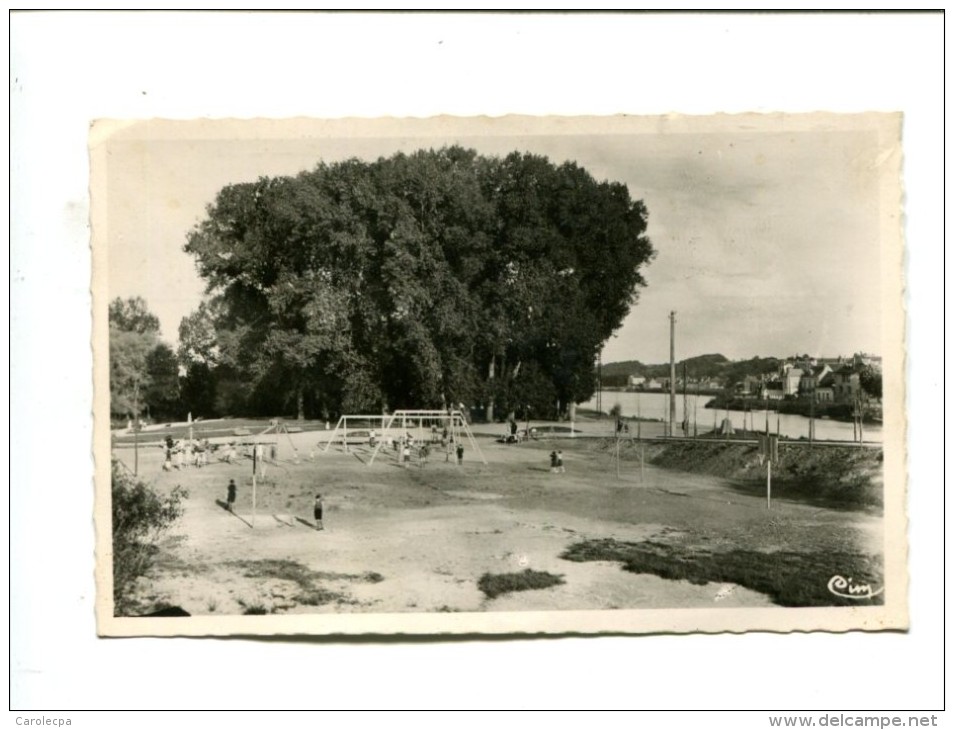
(669, 311, 676, 437)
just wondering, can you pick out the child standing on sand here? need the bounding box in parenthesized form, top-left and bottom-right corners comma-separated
(313, 494, 324, 531)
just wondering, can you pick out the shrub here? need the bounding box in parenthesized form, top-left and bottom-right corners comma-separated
(478, 569, 565, 599)
(111, 460, 187, 615)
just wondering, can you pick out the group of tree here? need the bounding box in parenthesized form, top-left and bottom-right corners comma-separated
(173, 146, 655, 422)
(109, 296, 183, 423)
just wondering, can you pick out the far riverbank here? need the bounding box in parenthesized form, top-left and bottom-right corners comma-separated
(705, 395, 883, 424)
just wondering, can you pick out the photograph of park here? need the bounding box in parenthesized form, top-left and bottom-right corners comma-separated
(94, 114, 906, 635)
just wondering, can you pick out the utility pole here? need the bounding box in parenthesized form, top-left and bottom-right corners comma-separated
(669, 311, 676, 438)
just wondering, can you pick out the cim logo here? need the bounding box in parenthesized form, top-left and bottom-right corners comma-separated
(827, 574, 884, 600)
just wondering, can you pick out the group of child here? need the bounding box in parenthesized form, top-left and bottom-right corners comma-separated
(396, 437, 465, 468)
(549, 450, 565, 474)
(162, 436, 214, 471)
(375, 426, 466, 468)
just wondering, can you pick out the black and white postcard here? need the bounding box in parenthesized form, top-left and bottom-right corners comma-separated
(92, 113, 906, 636)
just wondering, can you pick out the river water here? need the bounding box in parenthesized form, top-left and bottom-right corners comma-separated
(580, 390, 882, 443)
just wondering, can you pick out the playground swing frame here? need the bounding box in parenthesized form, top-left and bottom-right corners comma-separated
(346, 410, 486, 465)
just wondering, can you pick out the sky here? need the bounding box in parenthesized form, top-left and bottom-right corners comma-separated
(102, 114, 897, 365)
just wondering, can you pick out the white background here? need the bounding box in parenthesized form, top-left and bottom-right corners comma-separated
(8, 11, 946, 719)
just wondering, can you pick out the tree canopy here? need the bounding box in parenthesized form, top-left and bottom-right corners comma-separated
(182, 147, 654, 420)
(109, 296, 161, 335)
(858, 364, 882, 400)
(109, 296, 181, 421)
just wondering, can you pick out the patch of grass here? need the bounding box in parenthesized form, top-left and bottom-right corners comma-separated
(478, 569, 566, 599)
(228, 559, 317, 586)
(242, 604, 269, 615)
(561, 538, 883, 607)
(226, 559, 384, 609)
(312, 570, 385, 583)
(297, 588, 343, 606)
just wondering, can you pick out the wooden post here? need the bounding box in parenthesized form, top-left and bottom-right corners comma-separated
(859, 399, 864, 444)
(133, 379, 139, 477)
(669, 311, 677, 437)
(252, 446, 257, 528)
(767, 460, 772, 510)
(809, 392, 815, 444)
(636, 393, 641, 440)
(616, 434, 621, 480)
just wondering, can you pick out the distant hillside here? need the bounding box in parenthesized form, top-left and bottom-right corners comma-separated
(641, 353, 730, 379)
(600, 360, 645, 378)
(599, 353, 781, 386)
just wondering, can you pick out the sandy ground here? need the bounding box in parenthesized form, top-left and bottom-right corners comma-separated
(114, 430, 881, 616)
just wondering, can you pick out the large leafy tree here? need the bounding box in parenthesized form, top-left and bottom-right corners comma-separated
(183, 147, 654, 420)
(109, 327, 157, 419)
(177, 299, 229, 417)
(109, 296, 183, 421)
(109, 297, 161, 419)
(144, 343, 181, 420)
